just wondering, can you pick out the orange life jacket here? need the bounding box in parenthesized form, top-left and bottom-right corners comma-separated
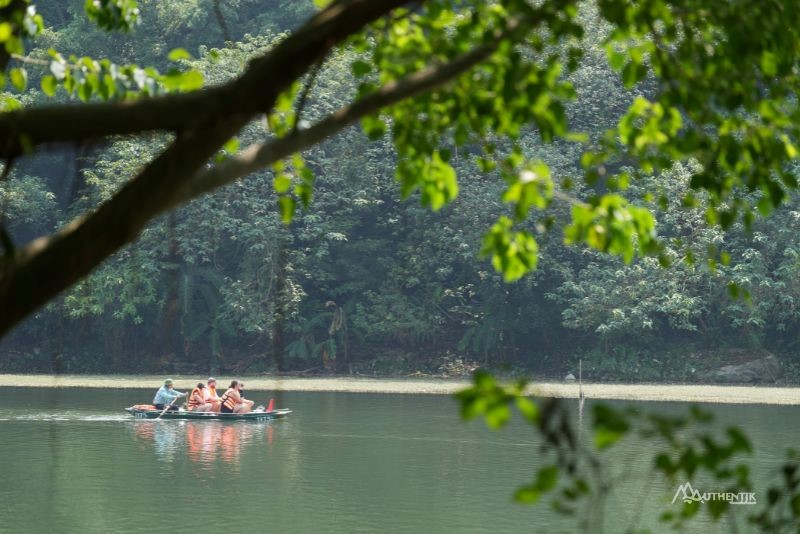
(205, 386, 220, 403)
(188, 387, 204, 408)
(220, 388, 240, 410)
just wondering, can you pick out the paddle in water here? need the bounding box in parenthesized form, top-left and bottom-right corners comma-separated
(156, 394, 182, 419)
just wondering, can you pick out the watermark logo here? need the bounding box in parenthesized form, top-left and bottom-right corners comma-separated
(672, 482, 757, 505)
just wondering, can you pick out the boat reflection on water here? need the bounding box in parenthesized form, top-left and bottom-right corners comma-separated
(132, 420, 275, 465)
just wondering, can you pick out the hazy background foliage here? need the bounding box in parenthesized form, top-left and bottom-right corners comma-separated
(1, 1, 799, 381)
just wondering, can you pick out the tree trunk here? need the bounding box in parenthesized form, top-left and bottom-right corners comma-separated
(271, 238, 288, 372)
(156, 214, 184, 359)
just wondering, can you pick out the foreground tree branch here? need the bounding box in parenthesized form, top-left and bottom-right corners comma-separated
(181, 27, 511, 204)
(0, 87, 235, 158)
(0, 0, 413, 336)
(0, 0, 412, 158)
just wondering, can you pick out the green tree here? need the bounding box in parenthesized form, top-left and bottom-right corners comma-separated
(1, 0, 800, 359)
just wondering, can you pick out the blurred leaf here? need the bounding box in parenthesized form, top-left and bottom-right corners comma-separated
(167, 48, 191, 61)
(9, 67, 27, 91)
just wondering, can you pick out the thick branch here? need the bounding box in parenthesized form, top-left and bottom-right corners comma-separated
(0, 0, 411, 336)
(0, 87, 236, 157)
(0, 0, 412, 158)
(0, 116, 245, 331)
(180, 19, 525, 202)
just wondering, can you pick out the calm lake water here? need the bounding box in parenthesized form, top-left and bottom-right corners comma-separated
(0, 387, 797, 533)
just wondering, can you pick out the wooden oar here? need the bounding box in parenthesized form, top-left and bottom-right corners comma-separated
(156, 394, 182, 420)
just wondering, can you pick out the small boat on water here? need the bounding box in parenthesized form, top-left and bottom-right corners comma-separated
(125, 405, 292, 421)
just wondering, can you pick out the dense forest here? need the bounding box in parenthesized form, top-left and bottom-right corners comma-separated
(1, 1, 799, 382)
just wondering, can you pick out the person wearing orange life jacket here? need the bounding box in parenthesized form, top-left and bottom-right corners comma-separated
(187, 382, 212, 412)
(203, 377, 222, 412)
(236, 381, 255, 412)
(219, 380, 254, 414)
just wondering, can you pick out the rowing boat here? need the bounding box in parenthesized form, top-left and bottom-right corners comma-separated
(125, 405, 292, 421)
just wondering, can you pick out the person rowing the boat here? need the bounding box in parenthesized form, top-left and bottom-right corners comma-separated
(187, 382, 213, 412)
(203, 377, 222, 412)
(219, 380, 254, 414)
(152, 378, 186, 411)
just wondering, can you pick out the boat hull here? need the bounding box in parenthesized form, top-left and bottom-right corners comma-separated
(125, 406, 292, 421)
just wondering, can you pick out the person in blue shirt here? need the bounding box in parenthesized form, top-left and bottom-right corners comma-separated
(152, 378, 186, 410)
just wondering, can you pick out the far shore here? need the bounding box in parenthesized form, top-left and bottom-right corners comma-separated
(0, 374, 798, 405)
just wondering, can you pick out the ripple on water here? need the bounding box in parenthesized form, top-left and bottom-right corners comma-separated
(7, 412, 131, 422)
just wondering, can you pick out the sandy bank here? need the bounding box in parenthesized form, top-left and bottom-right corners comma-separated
(0, 374, 798, 405)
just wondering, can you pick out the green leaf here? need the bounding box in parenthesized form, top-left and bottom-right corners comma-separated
(503, 162, 553, 220)
(170, 70, 203, 92)
(0, 94, 22, 112)
(278, 196, 295, 225)
(605, 44, 626, 71)
(9, 67, 27, 92)
(515, 397, 539, 423)
(0, 22, 12, 43)
(481, 217, 539, 281)
(351, 60, 372, 77)
(515, 465, 560, 504)
(214, 137, 239, 163)
(421, 151, 459, 211)
(592, 404, 630, 449)
(536, 465, 559, 491)
(167, 48, 192, 61)
(622, 61, 647, 88)
(791, 494, 800, 515)
(222, 137, 239, 154)
(514, 485, 541, 504)
(484, 403, 511, 429)
(78, 80, 92, 101)
(564, 194, 657, 263)
(361, 115, 386, 140)
(41, 75, 57, 97)
(594, 428, 625, 449)
(85, 0, 141, 32)
(726, 427, 751, 453)
(273, 174, 291, 193)
(760, 51, 777, 77)
(707, 498, 728, 519)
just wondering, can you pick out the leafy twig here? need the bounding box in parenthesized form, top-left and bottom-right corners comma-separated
(292, 56, 327, 136)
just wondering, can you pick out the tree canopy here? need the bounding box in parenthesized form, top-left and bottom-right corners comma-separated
(1, 0, 800, 375)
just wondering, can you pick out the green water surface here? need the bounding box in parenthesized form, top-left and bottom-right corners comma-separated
(0, 387, 796, 533)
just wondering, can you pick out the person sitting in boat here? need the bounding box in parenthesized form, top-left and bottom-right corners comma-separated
(219, 380, 254, 414)
(152, 378, 186, 411)
(238, 382, 255, 412)
(187, 382, 213, 412)
(204, 377, 222, 412)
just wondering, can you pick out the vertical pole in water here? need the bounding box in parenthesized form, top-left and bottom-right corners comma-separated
(578, 359, 585, 429)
